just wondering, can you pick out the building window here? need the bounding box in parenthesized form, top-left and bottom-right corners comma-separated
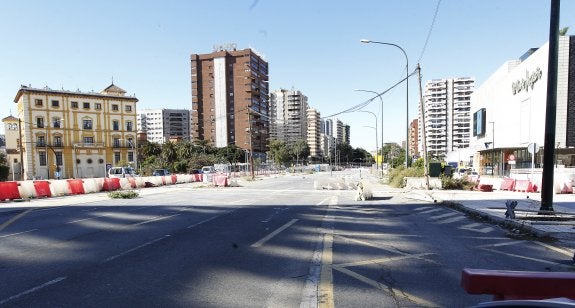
(71, 101, 78, 108)
(39, 151, 47, 166)
(126, 121, 133, 131)
(37, 135, 46, 147)
(112, 104, 119, 111)
(54, 136, 63, 147)
(125, 105, 132, 112)
(34, 99, 43, 106)
(95, 103, 102, 110)
(113, 120, 119, 131)
(113, 138, 120, 148)
(114, 152, 121, 164)
(83, 136, 94, 144)
(36, 117, 45, 128)
(83, 102, 90, 109)
(128, 152, 134, 162)
(55, 152, 63, 166)
(53, 118, 62, 128)
(51, 100, 60, 107)
(83, 119, 93, 130)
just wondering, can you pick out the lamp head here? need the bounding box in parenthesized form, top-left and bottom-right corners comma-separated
(360, 39, 371, 43)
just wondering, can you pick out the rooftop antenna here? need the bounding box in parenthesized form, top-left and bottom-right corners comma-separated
(112, 76, 114, 85)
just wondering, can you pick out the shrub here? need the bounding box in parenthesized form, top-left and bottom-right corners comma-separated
(441, 176, 475, 190)
(388, 166, 425, 188)
(108, 190, 139, 199)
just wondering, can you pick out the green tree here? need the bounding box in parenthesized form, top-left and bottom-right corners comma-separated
(268, 139, 290, 167)
(352, 147, 373, 165)
(0, 152, 8, 181)
(560, 26, 569, 36)
(291, 139, 310, 165)
(381, 142, 406, 168)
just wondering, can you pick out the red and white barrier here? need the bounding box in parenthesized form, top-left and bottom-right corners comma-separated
(0, 182, 21, 201)
(67, 179, 85, 195)
(33, 180, 52, 198)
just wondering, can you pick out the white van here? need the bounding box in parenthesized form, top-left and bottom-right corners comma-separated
(201, 166, 215, 174)
(108, 167, 139, 178)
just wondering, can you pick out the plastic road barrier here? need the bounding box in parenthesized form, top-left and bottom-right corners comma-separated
(33, 180, 52, 198)
(514, 180, 534, 193)
(500, 178, 516, 191)
(461, 268, 575, 301)
(102, 178, 121, 191)
(67, 179, 85, 195)
(0, 182, 21, 201)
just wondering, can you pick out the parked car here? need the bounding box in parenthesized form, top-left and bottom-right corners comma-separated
(201, 166, 215, 174)
(108, 167, 139, 178)
(152, 169, 170, 176)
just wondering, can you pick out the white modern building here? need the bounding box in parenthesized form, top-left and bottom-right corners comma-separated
(270, 89, 308, 148)
(470, 35, 575, 176)
(306, 108, 322, 160)
(422, 77, 475, 159)
(137, 109, 192, 143)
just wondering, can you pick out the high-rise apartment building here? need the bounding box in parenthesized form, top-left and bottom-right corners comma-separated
(269, 88, 308, 147)
(11, 84, 138, 179)
(137, 109, 192, 143)
(306, 108, 322, 160)
(409, 118, 419, 158)
(343, 124, 351, 145)
(421, 77, 474, 158)
(335, 119, 344, 144)
(190, 46, 269, 155)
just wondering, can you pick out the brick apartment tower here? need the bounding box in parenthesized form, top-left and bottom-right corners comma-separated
(190, 47, 269, 155)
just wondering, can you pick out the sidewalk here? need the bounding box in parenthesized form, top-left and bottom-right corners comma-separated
(406, 188, 575, 248)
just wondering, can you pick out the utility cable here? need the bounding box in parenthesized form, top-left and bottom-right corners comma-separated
(417, 0, 442, 64)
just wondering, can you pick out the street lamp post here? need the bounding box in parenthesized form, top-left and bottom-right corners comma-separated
(360, 39, 410, 167)
(362, 125, 378, 167)
(355, 89, 384, 174)
(489, 121, 495, 175)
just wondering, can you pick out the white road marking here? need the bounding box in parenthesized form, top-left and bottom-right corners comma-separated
(0, 276, 67, 305)
(336, 253, 436, 268)
(477, 241, 524, 248)
(533, 241, 574, 258)
(130, 213, 180, 227)
(103, 235, 171, 263)
(332, 266, 436, 307)
(185, 209, 238, 229)
(427, 212, 459, 220)
(0, 229, 38, 238)
(0, 208, 35, 232)
(251, 219, 299, 248)
(481, 247, 574, 268)
(418, 208, 444, 215)
(435, 216, 466, 224)
(459, 222, 494, 233)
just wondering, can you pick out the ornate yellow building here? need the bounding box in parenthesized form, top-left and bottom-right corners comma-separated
(13, 84, 138, 179)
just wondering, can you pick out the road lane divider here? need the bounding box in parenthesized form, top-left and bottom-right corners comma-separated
(251, 219, 299, 248)
(0, 228, 38, 238)
(103, 235, 171, 263)
(0, 208, 36, 232)
(0, 276, 67, 306)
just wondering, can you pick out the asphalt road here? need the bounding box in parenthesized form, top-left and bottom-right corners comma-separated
(0, 172, 573, 307)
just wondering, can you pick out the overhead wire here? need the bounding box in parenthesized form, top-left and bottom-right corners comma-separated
(321, 69, 418, 119)
(417, 0, 442, 64)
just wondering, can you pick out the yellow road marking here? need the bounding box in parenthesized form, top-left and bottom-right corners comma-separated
(319, 233, 334, 308)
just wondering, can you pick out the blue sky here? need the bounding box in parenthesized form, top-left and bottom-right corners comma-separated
(1, 0, 574, 151)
